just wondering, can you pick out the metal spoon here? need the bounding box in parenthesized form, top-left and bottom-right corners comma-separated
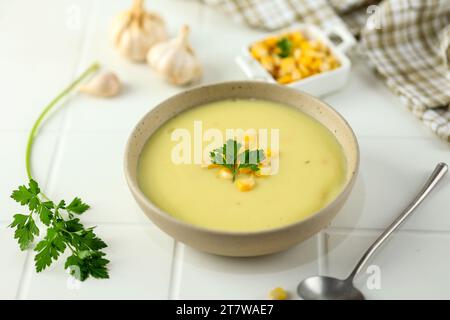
(298, 162, 448, 300)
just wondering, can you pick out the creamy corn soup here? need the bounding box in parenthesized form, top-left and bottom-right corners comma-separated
(138, 99, 346, 232)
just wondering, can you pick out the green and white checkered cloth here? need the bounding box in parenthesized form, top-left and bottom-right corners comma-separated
(202, 0, 450, 142)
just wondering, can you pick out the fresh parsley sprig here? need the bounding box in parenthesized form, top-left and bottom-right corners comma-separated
(10, 180, 109, 280)
(277, 37, 293, 58)
(8, 62, 110, 281)
(210, 139, 265, 181)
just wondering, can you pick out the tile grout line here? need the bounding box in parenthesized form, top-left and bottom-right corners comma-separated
(168, 241, 184, 300)
(326, 226, 450, 236)
(72, 220, 153, 226)
(43, 0, 98, 198)
(7, 219, 450, 233)
(14, 0, 97, 300)
(55, 0, 100, 137)
(317, 231, 327, 275)
(0, 131, 443, 141)
(14, 250, 32, 300)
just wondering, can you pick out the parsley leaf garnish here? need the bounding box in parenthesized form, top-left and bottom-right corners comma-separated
(210, 139, 265, 181)
(277, 37, 292, 58)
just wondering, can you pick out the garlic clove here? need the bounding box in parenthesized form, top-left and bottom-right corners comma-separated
(79, 71, 121, 97)
(112, 0, 168, 62)
(147, 25, 202, 86)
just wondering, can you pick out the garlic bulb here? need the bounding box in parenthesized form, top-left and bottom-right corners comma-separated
(111, 0, 167, 62)
(147, 25, 202, 85)
(79, 71, 121, 97)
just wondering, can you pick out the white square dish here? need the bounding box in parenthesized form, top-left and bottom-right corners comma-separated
(236, 23, 356, 97)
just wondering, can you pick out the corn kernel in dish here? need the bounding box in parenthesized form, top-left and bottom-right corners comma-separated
(218, 167, 233, 180)
(236, 176, 256, 192)
(248, 30, 341, 85)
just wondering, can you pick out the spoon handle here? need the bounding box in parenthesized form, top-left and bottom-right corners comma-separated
(347, 162, 448, 280)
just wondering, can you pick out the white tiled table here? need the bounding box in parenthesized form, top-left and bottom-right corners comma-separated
(1, 0, 449, 300)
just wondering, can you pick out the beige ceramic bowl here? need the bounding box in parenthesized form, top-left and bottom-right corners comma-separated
(124, 81, 359, 257)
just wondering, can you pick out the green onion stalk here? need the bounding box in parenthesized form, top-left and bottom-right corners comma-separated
(25, 62, 100, 197)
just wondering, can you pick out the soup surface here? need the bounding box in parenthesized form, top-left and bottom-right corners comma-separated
(138, 99, 346, 232)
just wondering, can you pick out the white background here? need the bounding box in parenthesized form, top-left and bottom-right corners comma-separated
(0, 0, 449, 299)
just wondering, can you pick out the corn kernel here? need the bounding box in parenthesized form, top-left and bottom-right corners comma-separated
(300, 41, 311, 51)
(279, 57, 296, 76)
(299, 55, 313, 67)
(311, 59, 322, 71)
(250, 44, 268, 60)
(289, 31, 305, 43)
(263, 36, 278, 47)
(277, 74, 293, 84)
(329, 57, 340, 69)
(320, 62, 331, 72)
(218, 167, 233, 180)
(309, 50, 326, 59)
(236, 176, 255, 192)
(272, 54, 281, 67)
(293, 48, 302, 60)
(259, 55, 274, 73)
(298, 64, 311, 77)
(291, 69, 302, 81)
(239, 167, 253, 174)
(309, 40, 320, 50)
(268, 287, 288, 300)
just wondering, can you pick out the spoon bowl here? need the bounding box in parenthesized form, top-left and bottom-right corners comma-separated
(297, 276, 364, 300)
